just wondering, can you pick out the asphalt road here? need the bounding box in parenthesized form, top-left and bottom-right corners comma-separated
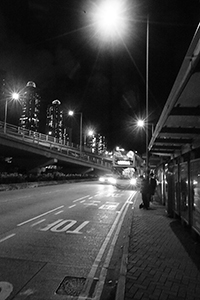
(0, 181, 136, 300)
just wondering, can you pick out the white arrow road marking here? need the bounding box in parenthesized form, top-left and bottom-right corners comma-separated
(0, 282, 13, 300)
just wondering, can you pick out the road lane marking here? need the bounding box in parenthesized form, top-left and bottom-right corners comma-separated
(94, 192, 137, 300)
(80, 200, 85, 203)
(54, 210, 64, 215)
(78, 192, 136, 300)
(67, 221, 90, 234)
(39, 219, 63, 231)
(68, 204, 76, 209)
(73, 195, 90, 203)
(84, 203, 98, 206)
(99, 203, 119, 210)
(17, 206, 64, 227)
(0, 234, 15, 244)
(50, 220, 77, 232)
(31, 219, 46, 227)
(39, 219, 90, 234)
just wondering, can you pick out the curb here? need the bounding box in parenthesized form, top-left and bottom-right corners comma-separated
(0, 178, 97, 192)
(115, 192, 140, 300)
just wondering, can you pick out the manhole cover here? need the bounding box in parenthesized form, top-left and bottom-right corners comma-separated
(56, 276, 86, 296)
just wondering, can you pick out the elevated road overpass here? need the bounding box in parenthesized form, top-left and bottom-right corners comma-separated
(0, 121, 112, 174)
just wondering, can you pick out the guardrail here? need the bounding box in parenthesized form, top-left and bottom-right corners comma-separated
(0, 121, 112, 169)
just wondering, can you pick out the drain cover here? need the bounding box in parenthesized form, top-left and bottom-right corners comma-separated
(56, 276, 86, 296)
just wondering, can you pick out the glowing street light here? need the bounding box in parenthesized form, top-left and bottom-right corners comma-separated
(68, 110, 74, 116)
(12, 92, 20, 100)
(4, 92, 20, 134)
(93, 2, 149, 175)
(88, 129, 94, 136)
(137, 119, 145, 128)
(89, 0, 131, 47)
(94, 0, 127, 39)
(137, 118, 154, 136)
(68, 110, 83, 153)
(84, 128, 95, 149)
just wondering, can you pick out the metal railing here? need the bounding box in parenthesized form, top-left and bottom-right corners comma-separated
(0, 121, 112, 169)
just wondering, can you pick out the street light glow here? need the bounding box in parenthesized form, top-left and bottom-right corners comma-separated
(12, 92, 20, 100)
(88, 129, 94, 136)
(91, 0, 130, 44)
(68, 110, 83, 153)
(68, 110, 74, 116)
(137, 119, 145, 128)
(95, 1, 122, 35)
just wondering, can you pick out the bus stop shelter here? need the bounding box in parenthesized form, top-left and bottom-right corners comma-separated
(148, 23, 200, 237)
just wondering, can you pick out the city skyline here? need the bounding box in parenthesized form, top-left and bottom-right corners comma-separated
(0, 76, 108, 155)
(0, 0, 200, 153)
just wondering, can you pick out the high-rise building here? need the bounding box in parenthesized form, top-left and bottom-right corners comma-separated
(46, 99, 64, 140)
(88, 133, 107, 154)
(0, 69, 6, 98)
(0, 70, 6, 121)
(19, 81, 41, 131)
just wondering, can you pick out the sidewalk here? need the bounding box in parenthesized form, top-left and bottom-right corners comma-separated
(123, 193, 200, 300)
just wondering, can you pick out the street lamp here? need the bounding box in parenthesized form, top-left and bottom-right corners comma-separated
(84, 128, 95, 150)
(91, 2, 150, 174)
(137, 119, 154, 136)
(68, 110, 83, 153)
(93, 0, 129, 43)
(4, 92, 20, 134)
(146, 16, 149, 177)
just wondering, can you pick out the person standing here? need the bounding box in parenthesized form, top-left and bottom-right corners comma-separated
(149, 172, 157, 202)
(140, 176, 151, 209)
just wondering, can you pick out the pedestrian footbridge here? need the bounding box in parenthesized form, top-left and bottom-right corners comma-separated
(0, 121, 112, 173)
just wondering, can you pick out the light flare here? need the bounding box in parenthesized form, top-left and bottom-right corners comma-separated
(89, 0, 132, 46)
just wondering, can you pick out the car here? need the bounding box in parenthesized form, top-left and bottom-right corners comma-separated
(115, 175, 137, 190)
(98, 174, 117, 185)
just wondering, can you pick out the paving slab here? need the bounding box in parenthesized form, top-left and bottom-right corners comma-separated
(123, 193, 200, 300)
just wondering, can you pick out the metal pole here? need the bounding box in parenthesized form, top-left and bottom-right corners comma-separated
(151, 123, 154, 136)
(80, 113, 83, 154)
(4, 99, 8, 134)
(146, 15, 149, 177)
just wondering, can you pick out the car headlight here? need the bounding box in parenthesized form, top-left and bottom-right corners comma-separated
(109, 178, 116, 184)
(99, 177, 105, 182)
(130, 178, 137, 185)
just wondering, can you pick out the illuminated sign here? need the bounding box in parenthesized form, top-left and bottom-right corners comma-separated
(117, 160, 131, 165)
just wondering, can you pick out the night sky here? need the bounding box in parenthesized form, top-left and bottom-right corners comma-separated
(0, 0, 200, 154)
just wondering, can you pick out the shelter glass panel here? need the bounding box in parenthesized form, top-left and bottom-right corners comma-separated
(180, 162, 189, 222)
(190, 159, 200, 234)
(174, 165, 179, 213)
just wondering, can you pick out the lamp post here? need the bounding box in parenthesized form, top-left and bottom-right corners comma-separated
(137, 118, 154, 171)
(68, 110, 83, 154)
(91, 1, 150, 175)
(4, 92, 20, 134)
(146, 16, 149, 177)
